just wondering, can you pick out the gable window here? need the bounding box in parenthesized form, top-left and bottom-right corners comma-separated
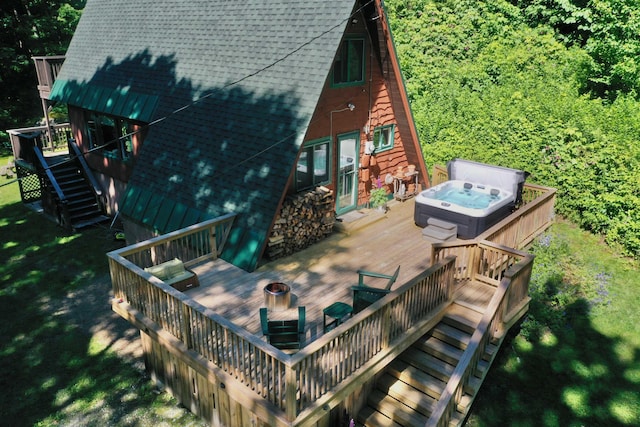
(373, 124, 395, 152)
(296, 138, 330, 191)
(332, 38, 365, 86)
(86, 112, 134, 161)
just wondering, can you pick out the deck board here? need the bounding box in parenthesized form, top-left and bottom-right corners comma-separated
(185, 199, 488, 344)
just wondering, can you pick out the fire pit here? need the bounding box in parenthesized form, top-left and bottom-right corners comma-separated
(264, 282, 291, 312)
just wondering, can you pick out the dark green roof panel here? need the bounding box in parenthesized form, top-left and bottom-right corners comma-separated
(50, 79, 158, 122)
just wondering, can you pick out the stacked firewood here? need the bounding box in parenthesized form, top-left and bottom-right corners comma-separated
(266, 186, 335, 259)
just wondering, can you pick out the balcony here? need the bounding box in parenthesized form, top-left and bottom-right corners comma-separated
(32, 55, 66, 100)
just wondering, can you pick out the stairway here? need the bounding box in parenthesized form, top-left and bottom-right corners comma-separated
(356, 302, 499, 427)
(48, 160, 109, 229)
(422, 217, 457, 243)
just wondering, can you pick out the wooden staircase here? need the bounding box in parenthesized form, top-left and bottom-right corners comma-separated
(356, 301, 500, 427)
(47, 159, 109, 229)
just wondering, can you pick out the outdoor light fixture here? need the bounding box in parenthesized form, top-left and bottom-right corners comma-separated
(330, 103, 357, 142)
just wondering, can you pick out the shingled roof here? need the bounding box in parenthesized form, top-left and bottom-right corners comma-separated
(52, 0, 369, 271)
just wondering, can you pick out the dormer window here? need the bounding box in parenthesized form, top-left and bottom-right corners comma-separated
(332, 38, 365, 86)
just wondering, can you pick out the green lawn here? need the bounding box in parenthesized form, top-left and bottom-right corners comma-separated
(468, 221, 640, 426)
(1, 154, 638, 426)
(0, 154, 205, 427)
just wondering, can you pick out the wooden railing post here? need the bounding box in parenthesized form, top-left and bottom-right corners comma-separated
(381, 304, 392, 349)
(285, 364, 297, 421)
(209, 224, 217, 259)
(182, 303, 192, 349)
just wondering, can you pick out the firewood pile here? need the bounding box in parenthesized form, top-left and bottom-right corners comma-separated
(266, 186, 336, 259)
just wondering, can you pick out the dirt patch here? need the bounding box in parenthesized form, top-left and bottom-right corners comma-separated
(48, 272, 143, 368)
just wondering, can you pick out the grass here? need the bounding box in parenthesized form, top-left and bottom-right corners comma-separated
(0, 154, 205, 427)
(468, 220, 640, 426)
(2, 150, 638, 426)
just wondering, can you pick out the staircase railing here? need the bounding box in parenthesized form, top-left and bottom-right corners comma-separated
(426, 252, 534, 426)
(68, 139, 105, 212)
(33, 146, 71, 228)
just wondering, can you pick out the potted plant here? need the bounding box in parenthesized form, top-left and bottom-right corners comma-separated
(369, 177, 388, 211)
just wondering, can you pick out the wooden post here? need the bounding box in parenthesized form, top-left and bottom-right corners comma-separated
(285, 364, 297, 421)
(209, 225, 217, 259)
(182, 303, 192, 349)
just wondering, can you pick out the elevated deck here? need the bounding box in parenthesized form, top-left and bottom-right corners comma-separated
(108, 183, 555, 426)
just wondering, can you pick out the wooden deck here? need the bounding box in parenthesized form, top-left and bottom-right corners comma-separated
(186, 199, 438, 342)
(108, 183, 553, 426)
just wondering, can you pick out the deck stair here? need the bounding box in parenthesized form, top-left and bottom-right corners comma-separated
(356, 300, 500, 427)
(422, 217, 457, 243)
(47, 159, 109, 229)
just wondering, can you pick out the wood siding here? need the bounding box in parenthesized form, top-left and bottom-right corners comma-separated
(301, 10, 426, 208)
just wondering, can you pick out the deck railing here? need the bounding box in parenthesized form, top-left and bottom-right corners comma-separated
(108, 177, 554, 425)
(431, 241, 532, 320)
(477, 183, 556, 250)
(32, 55, 65, 98)
(426, 252, 534, 426)
(109, 221, 458, 422)
(7, 123, 72, 159)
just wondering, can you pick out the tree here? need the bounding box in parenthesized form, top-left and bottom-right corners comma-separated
(0, 1, 83, 141)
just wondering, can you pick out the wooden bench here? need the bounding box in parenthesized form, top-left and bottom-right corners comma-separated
(144, 258, 199, 291)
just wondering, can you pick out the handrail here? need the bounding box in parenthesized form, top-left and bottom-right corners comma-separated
(7, 123, 72, 156)
(426, 254, 534, 426)
(477, 185, 556, 249)
(110, 213, 236, 269)
(430, 239, 529, 285)
(32, 145, 71, 228)
(32, 146, 66, 202)
(68, 139, 104, 210)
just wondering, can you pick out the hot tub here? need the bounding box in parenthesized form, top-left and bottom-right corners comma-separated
(415, 159, 527, 239)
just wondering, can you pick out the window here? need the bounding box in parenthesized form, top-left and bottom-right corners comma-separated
(332, 38, 365, 86)
(295, 138, 330, 191)
(86, 113, 134, 161)
(373, 124, 395, 152)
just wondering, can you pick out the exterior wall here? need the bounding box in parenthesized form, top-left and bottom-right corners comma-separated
(68, 105, 145, 215)
(301, 13, 422, 209)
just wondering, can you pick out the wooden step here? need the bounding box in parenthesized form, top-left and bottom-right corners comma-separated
(376, 373, 438, 417)
(368, 390, 430, 426)
(400, 347, 454, 383)
(443, 302, 482, 334)
(422, 225, 457, 242)
(387, 359, 446, 400)
(414, 335, 464, 365)
(356, 405, 402, 427)
(426, 217, 458, 231)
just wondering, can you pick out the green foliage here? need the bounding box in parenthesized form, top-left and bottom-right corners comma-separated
(0, 173, 205, 426)
(468, 223, 640, 426)
(387, 0, 640, 259)
(369, 187, 388, 208)
(509, 0, 640, 99)
(0, 1, 83, 132)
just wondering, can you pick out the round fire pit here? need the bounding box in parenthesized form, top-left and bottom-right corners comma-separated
(264, 282, 291, 312)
